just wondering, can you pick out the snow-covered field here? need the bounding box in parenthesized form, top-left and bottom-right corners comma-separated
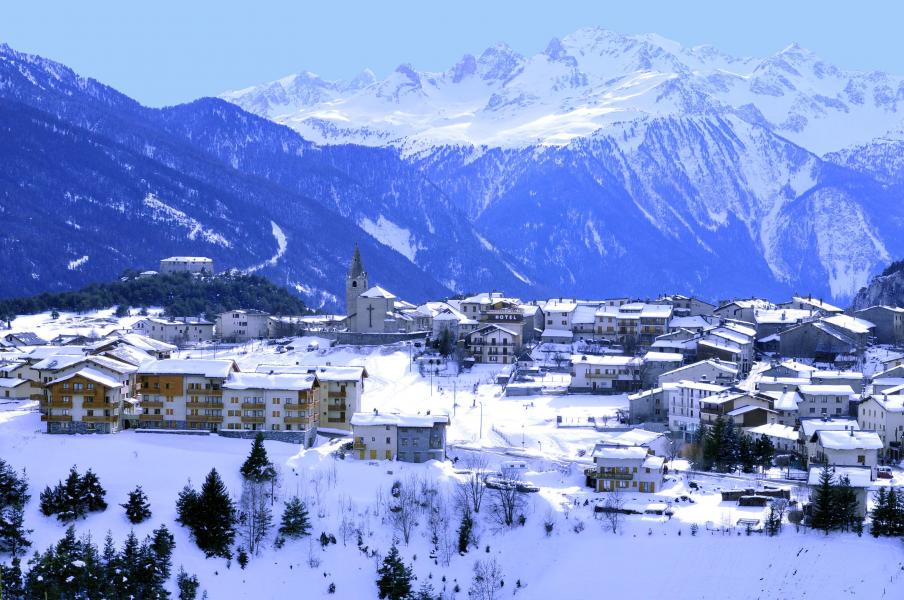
(2, 311, 904, 598)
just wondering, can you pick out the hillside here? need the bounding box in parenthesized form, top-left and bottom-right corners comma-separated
(0, 272, 310, 322)
(852, 259, 904, 310)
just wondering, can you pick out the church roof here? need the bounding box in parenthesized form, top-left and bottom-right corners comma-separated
(348, 244, 365, 278)
(360, 286, 396, 299)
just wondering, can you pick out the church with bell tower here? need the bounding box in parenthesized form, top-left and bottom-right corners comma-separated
(346, 243, 368, 317)
(344, 245, 402, 334)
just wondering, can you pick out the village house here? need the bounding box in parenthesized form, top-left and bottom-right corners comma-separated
(132, 316, 215, 344)
(350, 412, 449, 462)
(713, 299, 773, 323)
(814, 429, 882, 477)
(870, 364, 904, 394)
(158, 256, 214, 275)
(759, 388, 803, 425)
(657, 359, 738, 387)
(667, 381, 729, 440)
(466, 324, 521, 365)
(221, 372, 320, 445)
(810, 370, 864, 394)
(658, 294, 716, 317)
(86, 332, 176, 360)
(799, 417, 861, 466)
(588, 446, 665, 493)
(797, 384, 855, 419)
(594, 428, 671, 457)
(41, 367, 135, 434)
(746, 423, 799, 454)
(216, 309, 271, 342)
(858, 394, 904, 461)
(639, 351, 684, 388)
(752, 308, 817, 339)
(778, 320, 859, 361)
(1, 332, 47, 348)
(807, 466, 872, 518)
(569, 354, 642, 393)
(628, 385, 674, 424)
(778, 295, 843, 315)
(135, 359, 238, 431)
(854, 305, 904, 345)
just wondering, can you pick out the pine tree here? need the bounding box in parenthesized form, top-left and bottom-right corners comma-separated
(78, 469, 107, 513)
(415, 580, 436, 600)
(0, 460, 30, 509)
(60, 467, 85, 522)
(240, 433, 277, 484)
(376, 545, 414, 600)
(755, 436, 775, 472)
(176, 481, 200, 531)
(697, 422, 716, 471)
(177, 567, 201, 600)
(237, 547, 249, 569)
(0, 557, 25, 600)
(119, 531, 143, 599)
(194, 469, 236, 558)
(99, 531, 120, 599)
(278, 496, 311, 539)
(870, 487, 889, 537)
(0, 505, 31, 556)
(890, 488, 904, 536)
(810, 463, 835, 534)
(832, 475, 860, 532)
(38, 484, 60, 517)
(738, 434, 756, 473)
(457, 509, 473, 554)
(121, 485, 152, 524)
(148, 524, 175, 595)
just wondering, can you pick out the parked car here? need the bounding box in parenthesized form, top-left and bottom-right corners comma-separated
(877, 466, 893, 479)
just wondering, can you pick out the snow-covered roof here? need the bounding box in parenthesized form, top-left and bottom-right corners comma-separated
(798, 384, 854, 396)
(571, 354, 641, 367)
(596, 428, 664, 448)
(642, 455, 665, 470)
(137, 359, 236, 378)
(0, 378, 29, 389)
(787, 296, 843, 313)
(811, 370, 862, 381)
(628, 387, 665, 401)
(350, 412, 449, 428)
(661, 359, 738, 377)
(592, 446, 649, 460)
(571, 304, 598, 324)
(544, 300, 578, 313)
(224, 372, 316, 391)
(761, 390, 803, 411)
(359, 286, 397, 299)
(800, 418, 860, 437)
(255, 364, 367, 381)
(49, 367, 122, 389)
(668, 316, 712, 329)
(747, 423, 798, 441)
(32, 354, 85, 371)
(676, 380, 728, 392)
(869, 395, 904, 413)
(726, 404, 775, 416)
(817, 429, 882, 451)
(642, 351, 683, 363)
(823, 314, 874, 335)
(541, 328, 573, 339)
(807, 466, 872, 487)
(100, 344, 156, 367)
(754, 308, 816, 324)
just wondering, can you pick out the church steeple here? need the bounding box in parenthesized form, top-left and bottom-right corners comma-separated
(348, 243, 365, 278)
(345, 244, 368, 317)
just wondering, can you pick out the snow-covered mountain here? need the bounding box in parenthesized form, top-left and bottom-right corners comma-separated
(222, 27, 904, 155)
(221, 28, 904, 303)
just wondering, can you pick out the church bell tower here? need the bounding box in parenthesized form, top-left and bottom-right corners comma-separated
(346, 244, 368, 317)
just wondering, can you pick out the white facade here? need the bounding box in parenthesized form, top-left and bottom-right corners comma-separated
(216, 310, 271, 341)
(159, 256, 214, 275)
(667, 381, 728, 437)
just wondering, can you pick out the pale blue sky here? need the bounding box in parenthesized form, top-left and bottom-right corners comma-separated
(1, 0, 900, 107)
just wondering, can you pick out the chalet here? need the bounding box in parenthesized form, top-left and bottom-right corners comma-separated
(569, 354, 642, 393)
(588, 446, 664, 493)
(746, 423, 798, 454)
(799, 418, 860, 465)
(350, 412, 449, 462)
(2, 332, 47, 348)
(466, 324, 521, 365)
(41, 368, 134, 434)
(657, 359, 738, 387)
(594, 428, 670, 457)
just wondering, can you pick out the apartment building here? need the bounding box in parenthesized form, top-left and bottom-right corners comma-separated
(667, 381, 729, 440)
(222, 372, 320, 446)
(569, 354, 642, 393)
(132, 317, 214, 344)
(858, 394, 904, 461)
(465, 324, 521, 365)
(216, 309, 271, 342)
(136, 359, 238, 431)
(797, 384, 854, 419)
(42, 367, 135, 434)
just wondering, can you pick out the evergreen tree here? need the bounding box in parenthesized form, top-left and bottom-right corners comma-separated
(194, 469, 237, 558)
(237, 547, 249, 569)
(0, 506, 31, 557)
(240, 433, 277, 484)
(810, 463, 836, 534)
(78, 469, 107, 513)
(119, 531, 143, 599)
(148, 524, 176, 595)
(415, 580, 436, 600)
(376, 545, 414, 600)
(716, 418, 740, 472)
(754, 436, 775, 472)
(177, 567, 201, 600)
(99, 531, 120, 599)
(121, 485, 152, 524)
(695, 422, 715, 471)
(833, 475, 860, 532)
(176, 481, 200, 531)
(890, 488, 904, 536)
(0, 557, 25, 600)
(38, 484, 61, 517)
(0, 460, 30, 509)
(278, 496, 311, 539)
(738, 434, 756, 473)
(457, 509, 473, 554)
(870, 487, 889, 537)
(60, 466, 86, 522)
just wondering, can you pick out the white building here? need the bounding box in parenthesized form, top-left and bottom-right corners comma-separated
(132, 317, 214, 344)
(589, 446, 665, 493)
(667, 381, 729, 439)
(858, 394, 904, 461)
(657, 359, 738, 387)
(815, 429, 882, 477)
(159, 256, 214, 275)
(797, 384, 854, 419)
(216, 309, 271, 342)
(569, 354, 642, 393)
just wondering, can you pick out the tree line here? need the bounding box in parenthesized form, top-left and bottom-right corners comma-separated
(0, 271, 310, 323)
(691, 417, 775, 473)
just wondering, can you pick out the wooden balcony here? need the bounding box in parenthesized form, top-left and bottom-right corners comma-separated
(241, 416, 265, 424)
(83, 415, 119, 423)
(595, 471, 634, 481)
(186, 401, 224, 410)
(44, 415, 72, 423)
(327, 391, 347, 399)
(241, 402, 266, 410)
(187, 414, 223, 423)
(284, 416, 312, 425)
(138, 414, 162, 422)
(82, 400, 115, 410)
(44, 401, 73, 409)
(284, 402, 317, 411)
(140, 400, 165, 408)
(326, 402, 347, 411)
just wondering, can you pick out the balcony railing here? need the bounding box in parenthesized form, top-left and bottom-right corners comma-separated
(44, 415, 72, 422)
(327, 391, 346, 399)
(241, 402, 266, 410)
(187, 414, 224, 423)
(241, 416, 265, 424)
(83, 415, 119, 423)
(594, 471, 634, 480)
(284, 416, 312, 425)
(187, 401, 224, 410)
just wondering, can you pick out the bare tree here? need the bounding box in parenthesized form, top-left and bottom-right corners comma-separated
(240, 479, 273, 555)
(388, 476, 419, 545)
(601, 487, 625, 534)
(469, 557, 504, 600)
(428, 491, 456, 566)
(456, 454, 489, 514)
(338, 495, 356, 546)
(489, 468, 526, 528)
